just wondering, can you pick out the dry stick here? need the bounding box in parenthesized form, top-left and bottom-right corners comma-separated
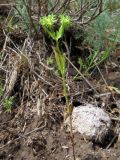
(69, 114, 76, 160)
(32, 70, 54, 87)
(95, 63, 117, 102)
(55, 0, 70, 13)
(74, 0, 98, 22)
(83, 0, 103, 25)
(80, 0, 84, 22)
(0, 3, 15, 6)
(76, 1, 94, 20)
(75, 0, 103, 24)
(22, 0, 38, 36)
(95, 64, 108, 86)
(37, 0, 42, 19)
(63, 41, 98, 93)
(74, 1, 90, 15)
(49, 0, 60, 13)
(62, 0, 71, 13)
(107, 123, 120, 149)
(65, 56, 98, 94)
(4, 32, 54, 88)
(5, 5, 14, 25)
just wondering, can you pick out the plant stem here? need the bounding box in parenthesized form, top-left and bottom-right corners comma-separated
(56, 40, 76, 160)
(62, 75, 76, 160)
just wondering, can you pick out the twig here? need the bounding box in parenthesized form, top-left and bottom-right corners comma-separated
(65, 56, 98, 94)
(0, 4, 15, 6)
(94, 92, 112, 98)
(32, 70, 54, 87)
(49, 0, 60, 13)
(55, 0, 70, 13)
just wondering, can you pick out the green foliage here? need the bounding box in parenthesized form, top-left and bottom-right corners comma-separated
(40, 14, 71, 42)
(57, 14, 72, 40)
(40, 14, 71, 77)
(105, 0, 120, 11)
(0, 84, 14, 113)
(15, 0, 30, 29)
(14, 0, 37, 34)
(40, 14, 72, 115)
(108, 14, 120, 43)
(40, 14, 56, 30)
(52, 46, 66, 77)
(78, 50, 110, 74)
(47, 56, 54, 66)
(3, 97, 14, 113)
(40, 14, 57, 40)
(109, 86, 120, 94)
(85, 4, 120, 50)
(85, 11, 112, 50)
(0, 84, 4, 98)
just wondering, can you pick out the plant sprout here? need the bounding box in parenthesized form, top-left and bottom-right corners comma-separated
(40, 14, 75, 159)
(40, 14, 71, 43)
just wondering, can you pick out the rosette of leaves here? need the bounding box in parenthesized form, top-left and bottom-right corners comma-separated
(40, 14, 71, 43)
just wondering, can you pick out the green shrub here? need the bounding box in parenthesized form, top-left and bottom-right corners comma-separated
(3, 97, 14, 113)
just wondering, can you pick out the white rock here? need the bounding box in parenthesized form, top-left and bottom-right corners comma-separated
(65, 104, 111, 142)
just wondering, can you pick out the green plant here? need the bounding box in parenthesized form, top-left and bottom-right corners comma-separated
(105, 0, 120, 11)
(47, 56, 54, 66)
(78, 50, 110, 75)
(85, 6, 120, 50)
(14, 0, 37, 35)
(14, 0, 30, 29)
(40, 14, 75, 160)
(40, 13, 71, 113)
(40, 14, 71, 43)
(85, 11, 112, 50)
(108, 86, 120, 94)
(78, 6, 120, 75)
(0, 84, 4, 98)
(3, 97, 14, 113)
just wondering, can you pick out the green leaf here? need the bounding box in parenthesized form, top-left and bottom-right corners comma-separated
(40, 14, 57, 30)
(98, 50, 110, 63)
(60, 14, 72, 29)
(108, 37, 120, 42)
(88, 50, 99, 67)
(52, 47, 66, 77)
(3, 97, 14, 113)
(108, 86, 120, 94)
(78, 57, 83, 67)
(56, 25, 64, 41)
(0, 84, 4, 97)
